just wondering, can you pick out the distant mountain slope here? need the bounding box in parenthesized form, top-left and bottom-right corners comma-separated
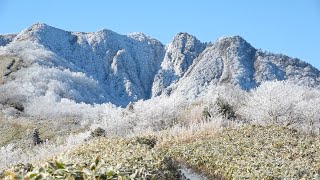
(0, 34, 17, 47)
(0, 23, 319, 106)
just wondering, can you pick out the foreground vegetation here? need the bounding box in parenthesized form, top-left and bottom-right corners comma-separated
(1, 137, 179, 179)
(167, 125, 320, 179)
(2, 124, 320, 179)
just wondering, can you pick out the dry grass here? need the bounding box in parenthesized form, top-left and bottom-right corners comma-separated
(0, 118, 35, 147)
(0, 114, 87, 148)
(2, 137, 180, 179)
(154, 120, 223, 149)
(164, 125, 320, 179)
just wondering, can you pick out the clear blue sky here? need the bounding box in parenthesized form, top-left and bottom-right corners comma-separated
(0, 0, 319, 69)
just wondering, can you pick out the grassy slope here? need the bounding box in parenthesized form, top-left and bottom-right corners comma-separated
(166, 125, 320, 179)
(2, 125, 320, 179)
(1, 137, 180, 179)
(0, 115, 87, 148)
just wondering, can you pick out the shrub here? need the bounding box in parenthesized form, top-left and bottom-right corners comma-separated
(134, 135, 157, 149)
(127, 102, 134, 111)
(32, 129, 43, 146)
(6, 100, 24, 112)
(90, 127, 106, 138)
(215, 97, 235, 119)
(202, 106, 211, 120)
(0, 92, 26, 112)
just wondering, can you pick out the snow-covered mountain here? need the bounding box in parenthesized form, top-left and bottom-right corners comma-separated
(0, 23, 319, 107)
(166, 36, 320, 98)
(0, 23, 164, 106)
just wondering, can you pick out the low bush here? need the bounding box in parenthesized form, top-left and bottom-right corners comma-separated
(90, 127, 106, 138)
(133, 135, 157, 149)
(202, 106, 211, 120)
(215, 97, 235, 119)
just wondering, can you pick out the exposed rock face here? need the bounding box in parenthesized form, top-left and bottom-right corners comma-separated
(152, 33, 206, 96)
(0, 23, 319, 106)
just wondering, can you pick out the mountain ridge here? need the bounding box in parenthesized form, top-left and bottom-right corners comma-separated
(0, 23, 319, 107)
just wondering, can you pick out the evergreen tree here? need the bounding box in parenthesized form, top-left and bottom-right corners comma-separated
(32, 129, 43, 146)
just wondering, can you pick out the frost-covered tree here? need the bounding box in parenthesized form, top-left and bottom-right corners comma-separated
(239, 81, 306, 125)
(296, 91, 320, 133)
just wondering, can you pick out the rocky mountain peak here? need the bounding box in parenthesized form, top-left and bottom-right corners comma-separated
(215, 35, 254, 55)
(151, 32, 207, 96)
(166, 32, 205, 72)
